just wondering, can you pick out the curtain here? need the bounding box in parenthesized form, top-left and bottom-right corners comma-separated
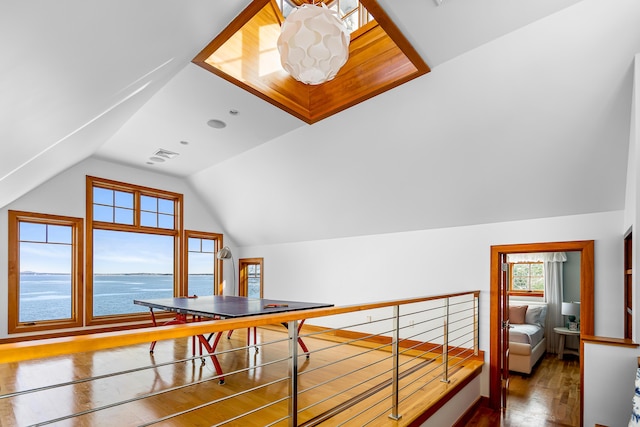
(543, 253, 567, 353)
(507, 252, 568, 263)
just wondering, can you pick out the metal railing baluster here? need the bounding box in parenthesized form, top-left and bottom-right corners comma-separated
(442, 298, 451, 383)
(388, 305, 402, 421)
(289, 320, 299, 427)
(474, 294, 479, 356)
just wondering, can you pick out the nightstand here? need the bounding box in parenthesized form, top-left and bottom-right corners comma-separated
(554, 326, 580, 359)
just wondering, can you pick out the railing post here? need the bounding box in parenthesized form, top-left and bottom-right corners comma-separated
(473, 293, 479, 356)
(288, 320, 299, 427)
(388, 305, 402, 421)
(441, 298, 450, 383)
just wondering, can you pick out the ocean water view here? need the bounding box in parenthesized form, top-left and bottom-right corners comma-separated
(19, 273, 215, 322)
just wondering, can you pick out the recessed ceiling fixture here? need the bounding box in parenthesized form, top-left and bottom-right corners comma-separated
(277, 3, 350, 85)
(180, 140, 189, 145)
(149, 156, 165, 162)
(229, 109, 239, 115)
(207, 119, 227, 129)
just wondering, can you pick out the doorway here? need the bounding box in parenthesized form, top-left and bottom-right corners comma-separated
(239, 258, 264, 298)
(489, 240, 594, 421)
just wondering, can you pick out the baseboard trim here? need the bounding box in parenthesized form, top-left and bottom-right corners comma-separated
(452, 395, 490, 427)
(407, 364, 484, 427)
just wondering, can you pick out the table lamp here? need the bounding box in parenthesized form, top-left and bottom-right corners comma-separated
(562, 302, 580, 330)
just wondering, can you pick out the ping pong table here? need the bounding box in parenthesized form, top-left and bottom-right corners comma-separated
(134, 295, 333, 383)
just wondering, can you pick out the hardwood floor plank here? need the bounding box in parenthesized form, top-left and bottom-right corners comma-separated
(464, 353, 580, 427)
(0, 327, 482, 427)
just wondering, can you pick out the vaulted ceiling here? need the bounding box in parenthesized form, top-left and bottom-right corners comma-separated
(2, 0, 639, 246)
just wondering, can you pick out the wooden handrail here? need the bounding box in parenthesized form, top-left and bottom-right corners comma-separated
(0, 291, 480, 364)
(581, 335, 639, 348)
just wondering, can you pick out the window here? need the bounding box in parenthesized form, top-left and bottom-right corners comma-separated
(92, 185, 175, 228)
(8, 177, 226, 335)
(276, 1, 372, 33)
(92, 230, 175, 316)
(185, 231, 223, 297)
(8, 211, 84, 333)
(509, 262, 544, 296)
(239, 258, 263, 298)
(87, 176, 183, 324)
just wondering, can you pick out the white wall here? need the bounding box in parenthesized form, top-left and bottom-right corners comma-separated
(623, 55, 638, 234)
(583, 342, 638, 427)
(0, 157, 234, 338)
(238, 209, 624, 397)
(588, 53, 640, 427)
(630, 54, 640, 342)
(421, 372, 483, 427)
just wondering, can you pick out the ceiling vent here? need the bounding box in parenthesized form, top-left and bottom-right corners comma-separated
(152, 148, 179, 160)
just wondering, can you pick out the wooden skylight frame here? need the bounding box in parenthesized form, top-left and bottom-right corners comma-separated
(192, 0, 430, 124)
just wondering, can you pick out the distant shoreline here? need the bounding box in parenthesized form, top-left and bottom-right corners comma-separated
(20, 272, 212, 276)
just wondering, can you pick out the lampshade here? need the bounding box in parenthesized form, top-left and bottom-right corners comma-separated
(561, 302, 580, 317)
(217, 246, 236, 296)
(277, 3, 350, 85)
(217, 246, 233, 260)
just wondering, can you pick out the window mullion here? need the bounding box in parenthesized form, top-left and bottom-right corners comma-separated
(134, 190, 141, 228)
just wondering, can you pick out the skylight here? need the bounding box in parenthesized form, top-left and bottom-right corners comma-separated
(274, 0, 373, 33)
(192, 0, 429, 124)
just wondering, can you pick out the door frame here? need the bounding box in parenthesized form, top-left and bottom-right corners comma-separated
(489, 240, 594, 420)
(238, 258, 264, 298)
(499, 252, 510, 409)
(624, 230, 633, 339)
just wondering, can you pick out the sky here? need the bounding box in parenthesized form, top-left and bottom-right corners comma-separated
(20, 190, 216, 274)
(20, 227, 214, 275)
(93, 230, 175, 274)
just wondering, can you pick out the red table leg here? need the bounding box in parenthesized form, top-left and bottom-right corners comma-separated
(281, 319, 310, 357)
(198, 332, 225, 384)
(297, 319, 310, 357)
(149, 311, 188, 353)
(146, 309, 225, 384)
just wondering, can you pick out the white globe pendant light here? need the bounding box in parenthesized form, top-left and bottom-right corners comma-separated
(277, 3, 350, 85)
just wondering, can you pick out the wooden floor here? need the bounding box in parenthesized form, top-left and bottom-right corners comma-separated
(464, 353, 580, 427)
(0, 327, 482, 427)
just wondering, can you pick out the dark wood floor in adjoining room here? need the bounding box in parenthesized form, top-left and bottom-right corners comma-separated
(464, 353, 580, 427)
